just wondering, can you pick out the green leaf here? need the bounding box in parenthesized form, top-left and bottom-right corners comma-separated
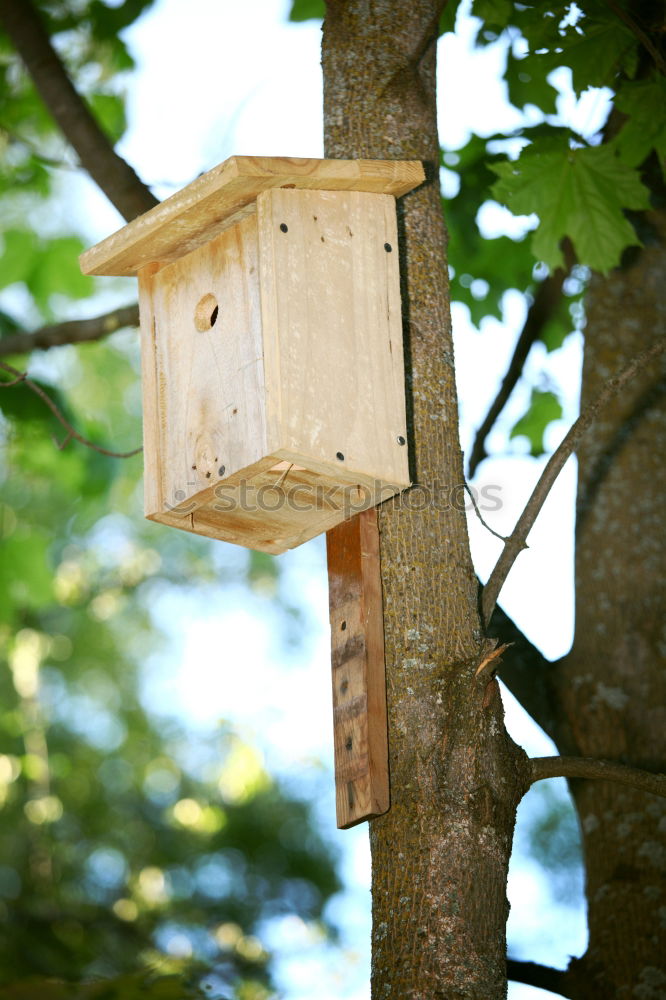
(88, 93, 127, 144)
(0, 230, 39, 290)
(510, 388, 563, 456)
(614, 75, 666, 170)
(28, 236, 94, 311)
(0, 308, 21, 337)
(288, 0, 325, 21)
(505, 49, 558, 115)
(556, 14, 637, 95)
(539, 315, 570, 352)
(490, 137, 650, 272)
(471, 0, 512, 26)
(442, 134, 541, 323)
(0, 530, 54, 618)
(509, 3, 568, 50)
(439, 0, 463, 35)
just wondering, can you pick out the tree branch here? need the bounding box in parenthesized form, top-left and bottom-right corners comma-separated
(0, 360, 142, 458)
(468, 266, 568, 477)
(0, 0, 158, 222)
(507, 958, 571, 997)
(0, 304, 139, 357)
(480, 337, 666, 626)
(530, 756, 666, 798)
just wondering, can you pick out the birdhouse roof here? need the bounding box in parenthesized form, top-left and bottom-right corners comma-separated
(80, 155, 425, 277)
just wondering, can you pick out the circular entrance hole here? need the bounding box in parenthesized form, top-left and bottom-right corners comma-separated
(194, 293, 219, 331)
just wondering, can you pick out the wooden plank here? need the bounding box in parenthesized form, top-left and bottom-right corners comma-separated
(257, 187, 410, 489)
(147, 454, 393, 554)
(137, 261, 166, 519)
(326, 508, 389, 828)
(80, 156, 425, 276)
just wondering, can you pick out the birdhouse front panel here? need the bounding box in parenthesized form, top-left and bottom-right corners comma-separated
(138, 213, 267, 525)
(80, 157, 425, 553)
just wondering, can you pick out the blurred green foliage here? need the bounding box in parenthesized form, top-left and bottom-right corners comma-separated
(515, 782, 585, 906)
(290, 0, 663, 457)
(0, 2, 339, 997)
(0, 328, 341, 998)
(509, 388, 563, 456)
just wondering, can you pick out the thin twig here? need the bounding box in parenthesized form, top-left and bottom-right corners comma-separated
(530, 756, 666, 799)
(480, 338, 666, 625)
(468, 248, 574, 477)
(0, 304, 139, 356)
(0, 361, 142, 458)
(464, 482, 508, 542)
(507, 958, 571, 997)
(604, 0, 666, 76)
(0, 0, 157, 222)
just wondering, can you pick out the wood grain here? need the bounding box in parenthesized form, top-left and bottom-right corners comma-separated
(138, 213, 267, 519)
(135, 185, 411, 553)
(80, 155, 425, 277)
(258, 187, 410, 490)
(327, 508, 389, 828)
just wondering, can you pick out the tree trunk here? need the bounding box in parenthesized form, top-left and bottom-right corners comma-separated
(322, 3, 530, 996)
(556, 209, 666, 997)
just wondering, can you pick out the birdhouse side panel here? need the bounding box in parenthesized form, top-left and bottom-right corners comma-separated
(139, 214, 267, 520)
(256, 188, 410, 491)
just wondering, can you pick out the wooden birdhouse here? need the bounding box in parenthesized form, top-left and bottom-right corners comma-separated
(81, 156, 424, 553)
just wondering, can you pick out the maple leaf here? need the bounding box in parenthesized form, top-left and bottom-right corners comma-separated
(490, 136, 650, 272)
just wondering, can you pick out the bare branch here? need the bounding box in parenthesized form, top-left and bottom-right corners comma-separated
(481, 337, 666, 626)
(0, 0, 157, 221)
(0, 360, 142, 458)
(0, 304, 139, 357)
(468, 266, 568, 476)
(531, 756, 666, 799)
(465, 482, 508, 542)
(507, 958, 571, 997)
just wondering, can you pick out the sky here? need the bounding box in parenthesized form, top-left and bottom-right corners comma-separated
(63, 0, 601, 995)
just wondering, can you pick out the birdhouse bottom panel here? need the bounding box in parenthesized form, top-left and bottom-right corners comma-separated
(147, 453, 401, 554)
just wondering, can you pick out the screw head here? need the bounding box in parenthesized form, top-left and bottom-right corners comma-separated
(397, 435, 406, 445)
(384, 242, 392, 252)
(218, 465, 226, 477)
(280, 222, 288, 233)
(336, 451, 345, 461)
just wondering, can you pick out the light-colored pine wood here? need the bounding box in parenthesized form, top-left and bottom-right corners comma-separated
(327, 508, 389, 828)
(80, 156, 425, 277)
(139, 212, 267, 520)
(135, 186, 410, 553)
(258, 187, 410, 488)
(84, 156, 419, 552)
(146, 452, 397, 554)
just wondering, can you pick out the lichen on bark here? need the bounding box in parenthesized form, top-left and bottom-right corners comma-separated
(322, 3, 531, 996)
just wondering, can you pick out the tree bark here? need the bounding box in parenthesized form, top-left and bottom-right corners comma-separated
(555, 209, 666, 996)
(322, 3, 531, 996)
